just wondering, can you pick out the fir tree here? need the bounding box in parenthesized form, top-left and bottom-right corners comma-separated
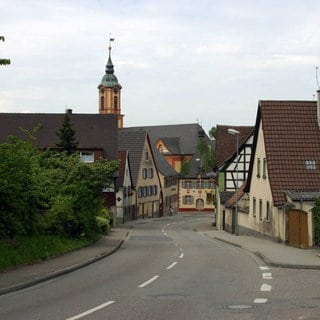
(56, 112, 78, 154)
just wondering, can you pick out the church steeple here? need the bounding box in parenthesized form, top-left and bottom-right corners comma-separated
(98, 37, 123, 128)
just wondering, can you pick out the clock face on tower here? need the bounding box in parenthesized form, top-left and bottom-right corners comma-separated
(100, 88, 104, 94)
(113, 88, 118, 94)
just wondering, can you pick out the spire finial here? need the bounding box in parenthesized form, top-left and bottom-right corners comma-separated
(109, 35, 115, 55)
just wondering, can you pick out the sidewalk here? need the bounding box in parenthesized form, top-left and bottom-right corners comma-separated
(195, 221, 320, 270)
(0, 228, 129, 296)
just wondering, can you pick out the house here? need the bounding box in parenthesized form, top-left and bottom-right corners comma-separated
(215, 125, 254, 231)
(0, 111, 118, 161)
(115, 150, 134, 223)
(152, 147, 179, 215)
(118, 128, 162, 219)
(0, 111, 119, 213)
(129, 123, 216, 212)
(243, 95, 320, 247)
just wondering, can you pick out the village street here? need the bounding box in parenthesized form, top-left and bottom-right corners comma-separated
(1, 214, 320, 320)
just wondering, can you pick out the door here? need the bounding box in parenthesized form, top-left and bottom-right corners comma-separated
(288, 210, 309, 248)
(196, 198, 204, 211)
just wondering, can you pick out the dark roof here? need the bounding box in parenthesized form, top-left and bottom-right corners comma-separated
(152, 146, 178, 177)
(225, 182, 246, 208)
(286, 190, 320, 202)
(0, 112, 118, 160)
(116, 150, 127, 187)
(215, 125, 254, 169)
(127, 123, 213, 155)
(158, 137, 184, 154)
(118, 128, 147, 186)
(246, 100, 320, 206)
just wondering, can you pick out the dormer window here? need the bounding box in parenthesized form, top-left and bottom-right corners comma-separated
(305, 160, 316, 170)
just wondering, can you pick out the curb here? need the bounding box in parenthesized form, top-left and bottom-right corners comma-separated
(213, 236, 320, 270)
(0, 231, 129, 296)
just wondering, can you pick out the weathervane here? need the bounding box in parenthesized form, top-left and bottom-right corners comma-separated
(108, 34, 115, 53)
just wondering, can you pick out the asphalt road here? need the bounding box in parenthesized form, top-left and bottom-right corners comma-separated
(1, 214, 320, 320)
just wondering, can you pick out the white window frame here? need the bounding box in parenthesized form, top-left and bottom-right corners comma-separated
(80, 151, 94, 163)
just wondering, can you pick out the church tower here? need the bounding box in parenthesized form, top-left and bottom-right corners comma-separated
(98, 38, 123, 128)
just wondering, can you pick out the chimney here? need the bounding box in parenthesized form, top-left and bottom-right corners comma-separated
(66, 108, 72, 115)
(318, 90, 320, 127)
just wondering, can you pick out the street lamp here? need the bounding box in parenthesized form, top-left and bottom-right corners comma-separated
(227, 128, 240, 236)
(196, 158, 202, 212)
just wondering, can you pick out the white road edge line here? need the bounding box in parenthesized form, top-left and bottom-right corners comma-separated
(65, 300, 115, 320)
(166, 261, 178, 269)
(254, 298, 268, 304)
(179, 253, 184, 258)
(260, 284, 272, 292)
(138, 275, 160, 288)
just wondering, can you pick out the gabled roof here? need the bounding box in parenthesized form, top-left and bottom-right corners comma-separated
(118, 128, 148, 186)
(215, 125, 254, 169)
(0, 112, 118, 160)
(157, 137, 184, 154)
(245, 100, 320, 206)
(116, 150, 133, 188)
(127, 123, 212, 155)
(152, 147, 178, 177)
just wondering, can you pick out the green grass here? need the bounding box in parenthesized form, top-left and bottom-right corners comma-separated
(0, 233, 100, 271)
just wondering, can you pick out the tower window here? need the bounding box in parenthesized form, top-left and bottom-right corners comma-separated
(100, 96, 104, 110)
(114, 96, 118, 111)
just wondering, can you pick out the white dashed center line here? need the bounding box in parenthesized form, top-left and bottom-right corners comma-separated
(166, 261, 178, 270)
(66, 300, 115, 320)
(254, 298, 268, 304)
(138, 275, 160, 288)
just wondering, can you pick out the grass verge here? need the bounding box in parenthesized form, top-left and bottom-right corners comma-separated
(0, 233, 100, 271)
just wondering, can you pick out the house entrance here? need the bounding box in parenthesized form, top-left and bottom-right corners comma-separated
(196, 198, 204, 211)
(288, 209, 309, 248)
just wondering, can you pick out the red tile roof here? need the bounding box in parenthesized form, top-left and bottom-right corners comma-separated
(258, 100, 320, 206)
(215, 125, 254, 168)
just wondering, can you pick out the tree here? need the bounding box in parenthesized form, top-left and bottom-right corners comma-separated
(0, 36, 11, 66)
(56, 113, 78, 154)
(196, 138, 215, 173)
(0, 137, 37, 238)
(312, 198, 320, 246)
(209, 126, 217, 139)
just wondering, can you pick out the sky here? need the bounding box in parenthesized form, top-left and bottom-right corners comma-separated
(1, 0, 320, 133)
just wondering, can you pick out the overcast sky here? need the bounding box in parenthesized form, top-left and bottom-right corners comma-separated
(1, 0, 320, 133)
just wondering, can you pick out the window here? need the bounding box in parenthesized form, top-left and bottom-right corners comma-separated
(138, 187, 142, 198)
(80, 151, 94, 163)
(253, 197, 256, 217)
(142, 168, 148, 179)
(266, 201, 271, 222)
(263, 158, 267, 179)
(145, 151, 149, 161)
(182, 180, 192, 189)
(148, 168, 153, 179)
(152, 185, 158, 195)
(259, 199, 263, 220)
(114, 96, 118, 111)
(182, 195, 194, 205)
(305, 160, 316, 170)
(257, 158, 261, 178)
(148, 186, 153, 196)
(100, 96, 104, 110)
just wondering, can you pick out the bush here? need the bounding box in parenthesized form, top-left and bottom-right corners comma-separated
(0, 136, 119, 239)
